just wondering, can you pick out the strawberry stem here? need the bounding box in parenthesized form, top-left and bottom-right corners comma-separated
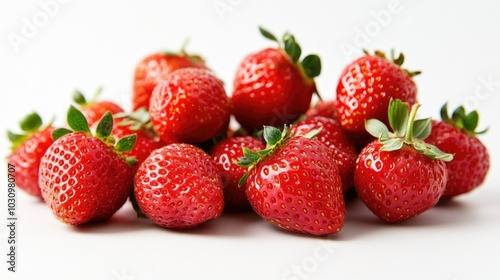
(405, 103, 420, 142)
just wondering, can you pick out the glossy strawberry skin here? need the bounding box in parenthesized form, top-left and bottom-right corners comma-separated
(209, 136, 265, 212)
(39, 132, 134, 225)
(132, 53, 207, 111)
(305, 99, 338, 121)
(8, 127, 54, 198)
(81, 101, 124, 126)
(231, 48, 316, 131)
(245, 137, 345, 235)
(134, 143, 224, 229)
(112, 125, 168, 174)
(290, 116, 357, 192)
(149, 68, 231, 143)
(354, 141, 447, 223)
(336, 55, 417, 135)
(425, 120, 490, 197)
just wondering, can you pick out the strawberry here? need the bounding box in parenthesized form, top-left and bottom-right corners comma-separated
(209, 136, 265, 212)
(336, 50, 419, 145)
(305, 99, 338, 121)
(237, 126, 345, 235)
(134, 143, 224, 229)
(39, 106, 137, 225)
(73, 88, 124, 126)
(112, 108, 168, 174)
(354, 99, 452, 223)
(132, 47, 207, 111)
(425, 104, 490, 198)
(149, 67, 231, 143)
(290, 116, 357, 192)
(231, 27, 322, 131)
(7, 113, 54, 198)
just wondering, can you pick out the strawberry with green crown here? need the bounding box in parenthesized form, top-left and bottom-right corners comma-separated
(425, 104, 490, 198)
(73, 87, 124, 126)
(354, 99, 452, 223)
(231, 27, 322, 131)
(39, 106, 137, 225)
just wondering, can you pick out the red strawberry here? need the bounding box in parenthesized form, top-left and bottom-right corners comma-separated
(354, 99, 451, 223)
(290, 116, 357, 192)
(134, 143, 224, 229)
(237, 126, 345, 235)
(73, 88, 124, 126)
(209, 136, 265, 212)
(231, 27, 321, 131)
(39, 106, 137, 225)
(336, 50, 419, 145)
(112, 108, 168, 174)
(132, 49, 207, 111)
(425, 104, 490, 198)
(305, 99, 338, 121)
(149, 67, 231, 143)
(7, 113, 54, 198)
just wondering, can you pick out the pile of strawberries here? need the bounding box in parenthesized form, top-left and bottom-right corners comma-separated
(8, 27, 490, 235)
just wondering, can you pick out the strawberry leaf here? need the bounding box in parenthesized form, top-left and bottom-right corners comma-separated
(67, 105, 90, 133)
(413, 118, 432, 140)
(238, 172, 250, 187)
(263, 126, 282, 146)
(7, 131, 24, 143)
(242, 147, 261, 162)
(380, 138, 404, 152)
(283, 33, 301, 63)
(388, 99, 408, 137)
(440, 103, 452, 123)
(115, 134, 137, 153)
(52, 128, 72, 141)
(414, 142, 453, 162)
(95, 111, 113, 138)
(301, 54, 321, 78)
(259, 26, 278, 43)
(20, 112, 43, 132)
(463, 110, 479, 131)
(365, 119, 390, 139)
(72, 90, 87, 105)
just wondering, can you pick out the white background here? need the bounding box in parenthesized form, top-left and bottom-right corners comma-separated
(1, 1, 500, 279)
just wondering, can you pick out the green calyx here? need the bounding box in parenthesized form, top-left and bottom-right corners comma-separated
(236, 125, 321, 186)
(114, 107, 159, 138)
(163, 38, 206, 66)
(440, 103, 488, 136)
(52, 105, 138, 166)
(364, 49, 421, 78)
(72, 87, 103, 107)
(365, 99, 453, 161)
(7, 112, 53, 152)
(259, 26, 321, 79)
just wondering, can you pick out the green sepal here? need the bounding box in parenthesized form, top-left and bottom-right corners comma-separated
(463, 110, 479, 131)
(67, 105, 90, 133)
(303, 127, 322, 139)
(439, 102, 488, 136)
(263, 126, 282, 146)
(301, 54, 321, 78)
(95, 111, 113, 138)
(52, 128, 72, 141)
(116, 134, 137, 153)
(283, 33, 301, 63)
(72, 90, 87, 105)
(388, 99, 408, 137)
(125, 156, 138, 167)
(259, 26, 278, 43)
(413, 118, 432, 140)
(414, 142, 453, 162)
(238, 172, 250, 187)
(365, 119, 390, 139)
(20, 112, 43, 132)
(380, 138, 404, 152)
(242, 147, 261, 162)
(7, 131, 25, 143)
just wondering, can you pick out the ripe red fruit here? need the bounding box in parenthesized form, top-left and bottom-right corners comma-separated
(336, 50, 419, 143)
(149, 67, 231, 143)
(132, 50, 207, 110)
(7, 113, 54, 198)
(290, 116, 357, 192)
(237, 126, 345, 235)
(209, 136, 265, 212)
(231, 27, 321, 131)
(305, 99, 338, 121)
(134, 143, 224, 229)
(39, 106, 137, 225)
(73, 88, 124, 126)
(425, 104, 490, 198)
(354, 99, 451, 223)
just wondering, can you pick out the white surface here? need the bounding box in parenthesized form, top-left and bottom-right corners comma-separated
(1, 1, 499, 279)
